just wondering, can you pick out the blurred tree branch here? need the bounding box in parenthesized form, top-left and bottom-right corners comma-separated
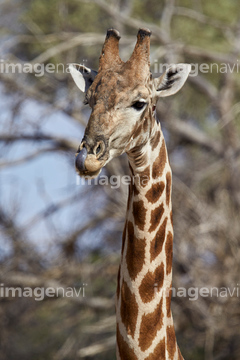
(0, 1, 240, 359)
(0, 133, 78, 150)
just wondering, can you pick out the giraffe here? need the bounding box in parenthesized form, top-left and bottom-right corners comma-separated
(70, 28, 190, 360)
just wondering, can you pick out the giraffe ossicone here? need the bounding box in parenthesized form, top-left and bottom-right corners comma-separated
(70, 28, 190, 360)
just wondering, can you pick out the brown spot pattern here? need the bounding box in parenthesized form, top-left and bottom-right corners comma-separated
(166, 172, 172, 206)
(126, 221, 146, 281)
(139, 263, 164, 303)
(145, 337, 166, 360)
(165, 232, 173, 276)
(132, 200, 146, 231)
(150, 131, 161, 151)
(149, 203, 164, 233)
(152, 142, 167, 179)
(120, 280, 138, 338)
(166, 325, 176, 360)
(138, 298, 163, 351)
(150, 217, 168, 262)
(117, 325, 138, 360)
(166, 284, 172, 318)
(146, 181, 165, 204)
(138, 165, 150, 188)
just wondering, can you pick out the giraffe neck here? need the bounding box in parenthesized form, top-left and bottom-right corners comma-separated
(116, 121, 183, 360)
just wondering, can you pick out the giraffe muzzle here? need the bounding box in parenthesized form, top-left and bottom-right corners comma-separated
(75, 145, 105, 178)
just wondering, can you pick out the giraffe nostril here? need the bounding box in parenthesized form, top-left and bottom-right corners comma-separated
(75, 147, 88, 172)
(94, 141, 105, 157)
(96, 144, 101, 155)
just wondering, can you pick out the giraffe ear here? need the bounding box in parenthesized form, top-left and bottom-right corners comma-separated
(69, 64, 97, 93)
(154, 64, 191, 98)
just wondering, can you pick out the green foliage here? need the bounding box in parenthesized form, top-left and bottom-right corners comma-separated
(133, 0, 164, 24)
(172, 15, 230, 52)
(25, 0, 110, 34)
(202, 0, 239, 23)
(24, 0, 60, 33)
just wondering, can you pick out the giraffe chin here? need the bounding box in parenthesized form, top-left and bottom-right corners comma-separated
(76, 168, 102, 179)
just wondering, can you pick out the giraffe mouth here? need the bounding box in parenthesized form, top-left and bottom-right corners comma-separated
(75, 147, 106, 179)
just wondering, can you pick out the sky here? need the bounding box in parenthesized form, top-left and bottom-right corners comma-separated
(0, 83, 92, 255)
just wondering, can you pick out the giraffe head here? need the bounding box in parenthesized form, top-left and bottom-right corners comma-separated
(70, 28, 190, 178)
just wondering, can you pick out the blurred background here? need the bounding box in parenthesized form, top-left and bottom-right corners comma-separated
(0, 0, 240, 359)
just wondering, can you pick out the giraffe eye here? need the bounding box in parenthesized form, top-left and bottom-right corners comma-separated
(132, 101, 146, 111)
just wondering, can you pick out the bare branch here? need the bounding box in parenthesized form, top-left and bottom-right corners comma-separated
(162, 115, 223, 155)
(83, 315, 115, 334)
(61, 208, 113, 256)
(78, 336, 115, 357)
(53, 336, 76, 360)
(0, 147, 57, 168)
(183, 44, 237, 66)
(31, 33, 115, 64)
(188, 76, 218, 102)
(1, 272, 114, 309)
(0, 133, 78, 151)
(79, 0, 168, 44)
(174, 6, 234, 31)
(23, 192, 85, 230)
(161, 0, 175, 41)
